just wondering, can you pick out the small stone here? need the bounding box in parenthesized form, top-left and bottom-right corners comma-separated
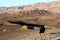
(2, 29, 7, 32)
(20, 25, 28, 30)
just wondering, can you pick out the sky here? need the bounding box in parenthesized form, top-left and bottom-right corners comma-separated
(0, 0, 56, 7)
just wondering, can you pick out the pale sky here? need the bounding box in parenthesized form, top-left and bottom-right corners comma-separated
(0, 0, 56, 7)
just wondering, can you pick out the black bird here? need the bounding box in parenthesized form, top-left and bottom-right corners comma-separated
(8, 21, 41, 27)
(8, 21, 45, 34)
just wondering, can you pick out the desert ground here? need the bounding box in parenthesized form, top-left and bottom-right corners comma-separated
(0, 1, 60, 40)
(0, 10, 60, 40)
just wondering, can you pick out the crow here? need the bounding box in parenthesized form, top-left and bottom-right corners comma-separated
(8, 21, 45, 34)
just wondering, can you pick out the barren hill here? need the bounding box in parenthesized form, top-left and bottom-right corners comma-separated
(0, 1, 60, 13)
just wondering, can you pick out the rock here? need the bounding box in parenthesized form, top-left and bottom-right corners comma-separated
(2, 29, 7, 32)
(20, 25, 28, 30)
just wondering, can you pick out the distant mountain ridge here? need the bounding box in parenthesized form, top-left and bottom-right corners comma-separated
(0, 1, 60, 13)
